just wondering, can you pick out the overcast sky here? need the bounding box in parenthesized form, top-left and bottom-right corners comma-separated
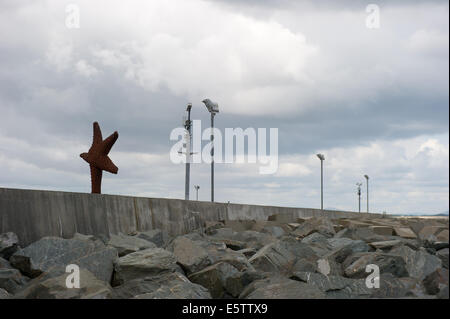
(0, 0, 448, 214)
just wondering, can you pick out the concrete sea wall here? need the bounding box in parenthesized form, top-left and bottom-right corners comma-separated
(0, 187, 382, 246)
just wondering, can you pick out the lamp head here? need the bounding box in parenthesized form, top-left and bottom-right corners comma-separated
(364, 175, 369, 180)
(202, 99, 219, 114)
(186, 103, 192, 112)
(316, 153, 325, 161)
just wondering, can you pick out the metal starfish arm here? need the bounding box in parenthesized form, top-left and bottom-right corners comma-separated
(102, 131, 119, 155)
(97, 155, 118, 174)
(92, 122, 103, 147)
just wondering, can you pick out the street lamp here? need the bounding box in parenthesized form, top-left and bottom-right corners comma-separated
(356, 182, 362, 213)
(182, 103, 193, 200)
(194, 185, 200, 201)
(202, 99, 219, 202)
(364, 174, 369, 213)
(316, 154, 325, 211)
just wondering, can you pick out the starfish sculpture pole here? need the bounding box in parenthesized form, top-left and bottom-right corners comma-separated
(80, 122, 119, 194)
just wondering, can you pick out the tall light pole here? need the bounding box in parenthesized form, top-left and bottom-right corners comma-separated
(202, 99, 219, 202)
(194, 185, 200, 201)
(183, 103, 193, 200)
(356, 182, 362, 213)
(364, 175, 369, 213)
(316, 154, 325, 211)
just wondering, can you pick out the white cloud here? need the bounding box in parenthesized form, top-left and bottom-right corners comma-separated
(407, 29, 449, 57)
(77, 0, 318, 115)
(75, 60, 99, 77)
(46, 41, 73, 72)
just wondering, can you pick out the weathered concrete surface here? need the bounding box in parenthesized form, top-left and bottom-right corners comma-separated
(1, 188, 383, 247)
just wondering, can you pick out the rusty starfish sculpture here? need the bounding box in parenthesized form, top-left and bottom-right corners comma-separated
(80, 122, 119, 194)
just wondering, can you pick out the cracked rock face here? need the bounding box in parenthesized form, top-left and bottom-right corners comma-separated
(0, 232, 19, 260)
(1, 215, 448, 299)
(9, 236, 118, 282)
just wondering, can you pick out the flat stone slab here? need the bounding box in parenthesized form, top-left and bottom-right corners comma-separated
(113, 248, 180, 285)
(394, 227, 417, 239)
(419, 226, 447, 240)
(369, 240, 403, 250)
(107, 233, 156, 257)
(369, 226, 393, 236)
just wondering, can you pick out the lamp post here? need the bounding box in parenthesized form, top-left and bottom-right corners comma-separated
(316, 154, 325, 211)
(202, 99, 219, 202)
(194, 185, 200, 201)
(183, 103, 193, 200)
(364, 175, 369, 213)
(356, 182, 362, 213)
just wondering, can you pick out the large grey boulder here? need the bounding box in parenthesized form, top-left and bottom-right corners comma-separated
(107, 233, 156, 257)
(136, 229, 168, 248)
(113, 271, 211, 299)
(240, 276, 325, 299)
(9, 236, 118, 282)
(422, 268, 449, 296)
(167, 234, 251, 275)
(188, 261, 241, 298)
(436, 248, 449, 269)
(366, 273, 416, 298)
(342, 252, 409, 278)
(225, 270, 265, 298)
(0, 288, 10, 299)
(248, 241, 296, 273)
(390, 246, 442, 280)
(322, 238, 370, 270)
(204, 221, 225, 235)
(337, 227, 393, 243)
(325, 273, 414, 299)
(423, 240, 449, 251)
(14, 268, 113, 299)
(290, 271, 354, 292)
(167, 235, 217, 274)
(301, 233, 330, 256)
(0, 257, 13, 269)
(0, 232, 19, 259)
(0, 268, 29, 294)
(113, 248, 181, 285)
(261, 226, 286, 238)
(232, 231, 277, 250)
(210, 229, 276, 250)
(133, 282, 211, 299)
(369, 240, 403, 250)
(292, 217, 336, 238)
(419, 226, 447, 241)
(327, 238, 369, 253)
(279, 237, 319, 260)
(186, 257, 258, 298)
(249, 237, 320, 275)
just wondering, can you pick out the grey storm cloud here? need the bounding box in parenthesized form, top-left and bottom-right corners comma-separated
(0, 0, 448, 214)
